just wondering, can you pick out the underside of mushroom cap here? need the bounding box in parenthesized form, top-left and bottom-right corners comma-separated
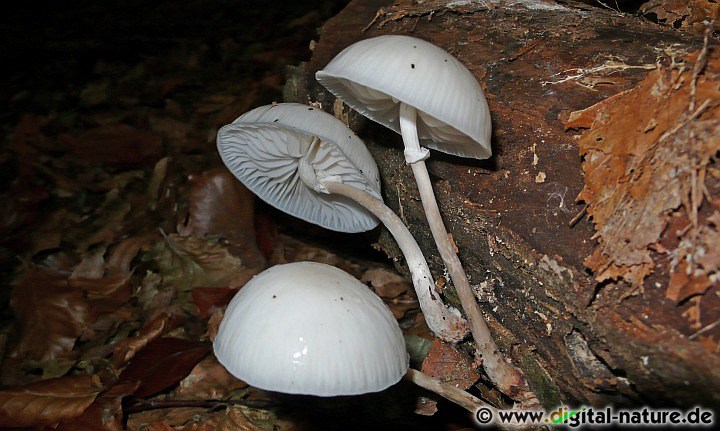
(316, 35, 492, 160)
(213, 262, 410, 396)
(233, 104, 381, 187)
(217, 103, 382, 233)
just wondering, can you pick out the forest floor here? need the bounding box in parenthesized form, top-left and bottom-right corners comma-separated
(0, 1, 480, 429)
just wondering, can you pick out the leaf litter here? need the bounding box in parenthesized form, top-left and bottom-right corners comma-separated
(0, 3, 476, 428)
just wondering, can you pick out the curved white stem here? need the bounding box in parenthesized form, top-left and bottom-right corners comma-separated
(399, 103, 531, 398)
(405, 369, 530, 430)
(405, 368, 482, 413)
(320, 180, 468, 343)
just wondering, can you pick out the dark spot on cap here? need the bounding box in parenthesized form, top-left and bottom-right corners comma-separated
(272, 295, 277, 299)
(308, 107, 314, 110)
(413, 45, 417, 48)
(444, 59, 448, 62)
(411, 64, 415, 69)
(273, 119, 279, 122)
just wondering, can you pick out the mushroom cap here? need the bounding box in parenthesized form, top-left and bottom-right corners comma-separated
(316, 35, 492, 160)
(213, 261, 410, 396)
(217, 103, 382, 233)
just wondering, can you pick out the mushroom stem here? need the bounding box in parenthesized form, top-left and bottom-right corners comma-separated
(399, 103, 531, 400)
(404, 368, 483, 413)
(406, 369, 530, 430)
(320, 180, 468, 343)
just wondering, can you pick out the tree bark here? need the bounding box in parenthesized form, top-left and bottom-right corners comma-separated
(285, 0, 719, 408)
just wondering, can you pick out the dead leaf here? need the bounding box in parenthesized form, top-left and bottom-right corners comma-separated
(106, 235, 154, 276)
(112, 313, 169, 368)
(128, 407, 208, 430)
(217, 406, 273, 431)
(56, 380, 141, 431)
(0, 371, 113, 428)
(177, 168, 265, 271)
(58, 124, 163, 168)
(146, 233, 254, 291)
(414, 396, 439, 416)
(361, 267, 410, 299)
(192, 287, 237, 319)
(420, 339, 481, 391)
(172, 356, 247, 400)
(117, 337, 210, 398)
(9, 268, 89, 363)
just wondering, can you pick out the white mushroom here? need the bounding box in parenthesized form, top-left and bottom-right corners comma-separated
(214, 262, 497, 419)
(214, 261, 409, 396)
(220, 103, 381, 234)
(217, 103, 467, 342)
(316, 36, 529, 397)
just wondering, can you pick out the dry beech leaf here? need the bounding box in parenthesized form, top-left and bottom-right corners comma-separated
(177, 168, 266, 272)
(9, 268, 89, 362)
(105, 235, 154, 276)
(361, 267, 410, 299)
(172, 356, 248, 401)
(117, 337, 210, 398)
(56, 380, 141, 431)
(127, 408, 207, 430)
(217, 406, 271, 431)
(61, 188, 132, 252)
(414, 396, 439, 417)
(146, 233, 254, 291)
(57, 124, 163, 168)
(112, 313, 169, 368)
(192, 287, 237, 319)
(567, 49, 720, 292)
(420, 338, 481, 391)
(0, 371, 112, 428)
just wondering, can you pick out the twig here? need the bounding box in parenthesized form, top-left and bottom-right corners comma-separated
(595, 1, 623, 17)
(568, 203, 588, 227)
(689, 27, 711, 112)
(508, 36, 546, 62)
(124, 398, 277, 414)
(688, 317, 720, 340)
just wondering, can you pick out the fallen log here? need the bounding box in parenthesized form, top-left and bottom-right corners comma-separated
(285, 0, 720, 408)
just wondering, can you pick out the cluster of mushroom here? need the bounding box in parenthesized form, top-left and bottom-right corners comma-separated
(213, 35, 531, 418)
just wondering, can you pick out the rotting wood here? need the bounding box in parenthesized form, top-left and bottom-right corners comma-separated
(285, 0, 720, 408)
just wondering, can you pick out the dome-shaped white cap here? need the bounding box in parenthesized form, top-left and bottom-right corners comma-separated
(213, 262, 410, 396)
(217, 103, 382, 233)
(316, 35, 492, 159)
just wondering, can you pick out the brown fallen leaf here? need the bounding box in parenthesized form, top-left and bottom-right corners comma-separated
(171, 356, 248, 400)
(117, 337, 211, 398)
(192, 287, 237, 319)
(58, 123, 163, 168)
(361, 267, 410, 299)
(177, 168, 266, 272)
(421, 339, 481, 391)
(127, 408, 207, 431)
(56, 380, 141, 431)
(146, 233, 255, 291)
(9, 268, 89, 363)
(112, 313, 169, 368)
(216, 409, 261, 431)
(0, 371, 114, 428)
